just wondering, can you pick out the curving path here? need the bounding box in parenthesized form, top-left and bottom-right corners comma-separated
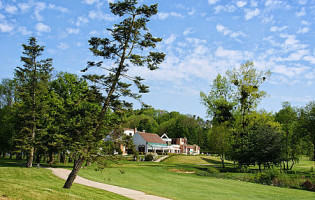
(48, 168, 171, 200)
(154, 155, 169, 163)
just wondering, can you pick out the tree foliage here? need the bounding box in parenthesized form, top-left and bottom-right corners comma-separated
(14, 37, 53, 167)
(63, 0, 165, 189)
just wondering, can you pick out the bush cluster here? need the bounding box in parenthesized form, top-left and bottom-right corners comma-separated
(145, 152, 158, 161)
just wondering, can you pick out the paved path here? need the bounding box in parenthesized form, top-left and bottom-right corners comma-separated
(154, 155, 169, 163)
(48, 168, 171, 200)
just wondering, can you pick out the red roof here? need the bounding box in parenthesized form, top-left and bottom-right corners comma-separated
(138, 132, 166, 144)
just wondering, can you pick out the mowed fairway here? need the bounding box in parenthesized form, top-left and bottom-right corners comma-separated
(0, 160, 129, 200)
(162, 154, 234, 166)
(78, 157, 315, 200)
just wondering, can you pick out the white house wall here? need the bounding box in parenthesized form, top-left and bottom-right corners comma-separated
(124, 130, 135, 137)
(133, 132, 147, 153)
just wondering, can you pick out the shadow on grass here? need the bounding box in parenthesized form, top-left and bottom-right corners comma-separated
(0, 159, 27, 168)
(200, 157, 224, 165)
(0, 158, 73, 169)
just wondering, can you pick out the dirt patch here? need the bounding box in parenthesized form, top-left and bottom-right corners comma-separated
(0, 195, 10, 199)
(169, 169, 196, 174)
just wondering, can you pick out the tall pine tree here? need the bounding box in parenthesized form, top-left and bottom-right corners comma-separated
(14, 37, 53, 168)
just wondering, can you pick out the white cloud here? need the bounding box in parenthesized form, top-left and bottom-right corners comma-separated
(208, 0, 220, 5)
(156, 12, 184, 20)
(0, 21, 14, 33)
(77, 42, 83, 47)
(216, 24, 246, 39)
(296, 8, 306, 17)
(5, 5, 18, 14)
(88, 10, 116, 21)
(183, 27, 195, 36)
(66, 27, 80, 34)
(35, 23, 51, 33)
(270, 26, 287, 32)
(76, 16, 89, 26)
(236, 1, 247, 8)
(297, 27, 309, 34)
(18, 3, 31, 13)
(250, 0, 258, 7)
(58, 42, 69, 50)
(89, 30, 100, 36)
(164, 34, 177, 45)
(301, 20, 310, 25)
(82, 0, 104, 8)
(265, 0, 286, 8)
(305, 69, 314, 80)
(0, 13, 5, 20)
(82, 0, 99, 5)
(188, 8, 196, 16)
(215, 46, 242, 58)
(284, 50, 309, 61)
(244, 8, 260, 20)
(216, 24, 229, 35)
(185, 37, 207, 46)
(279, 34, 307, 51)
(214, 4, 237, 14)
(48, 4, 69, 13)
(34, 2, 46, 21)
(18, 26, 32, 35)
(304, 55, 315, 64)
(272, 65, 309, 78)
(298, 0, 307, 5)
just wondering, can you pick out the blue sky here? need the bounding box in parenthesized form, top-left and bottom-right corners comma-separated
(0, 0, 314, 119)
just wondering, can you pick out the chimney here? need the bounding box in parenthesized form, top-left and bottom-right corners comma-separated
(134, 128, 137, 134)
(143, 130, 145, 133)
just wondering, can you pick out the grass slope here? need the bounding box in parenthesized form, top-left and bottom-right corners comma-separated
(78, 160, 315, 200)
(0, 160, 129, 200)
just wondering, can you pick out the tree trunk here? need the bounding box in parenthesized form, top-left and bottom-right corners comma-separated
(63, 156, 85, 189)
(290, 159, 295, 170)
(48, 151, 54, 165)
(220, 154, 225, 168)
(85, 160, 91, 166)
(36, 153, 41, 168)
(27, 147, 34, 168)
(60, 152, 64, 163)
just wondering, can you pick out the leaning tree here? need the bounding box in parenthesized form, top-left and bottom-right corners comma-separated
(63, 0, 165, 189)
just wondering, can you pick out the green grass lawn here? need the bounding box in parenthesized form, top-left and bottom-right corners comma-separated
(2, 155, 315, 200)
(0, 159, 129, 200)
(77, 158, 315, 200)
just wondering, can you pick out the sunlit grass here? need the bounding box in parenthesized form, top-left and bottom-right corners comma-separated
(0, 159, 129, 200)
(78, 157, 315, 200)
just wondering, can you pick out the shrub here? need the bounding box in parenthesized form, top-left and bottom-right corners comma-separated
(207, 167, 220, 175)
(145, 152, 158, 161)
(254, 169, 280, 185)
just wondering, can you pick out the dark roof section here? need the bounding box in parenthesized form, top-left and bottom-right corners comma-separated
(138, 132, 166, 144)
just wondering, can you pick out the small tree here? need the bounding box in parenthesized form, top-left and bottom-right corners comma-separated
(0, 79, 16, 158)
(63, 0, 165, 189)
(275, 102, 301, 170)
(201, 74, 235, 167)
(298, 101, 315, 160)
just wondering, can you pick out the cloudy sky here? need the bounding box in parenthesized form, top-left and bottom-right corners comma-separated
(1, 0, 314, 119)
